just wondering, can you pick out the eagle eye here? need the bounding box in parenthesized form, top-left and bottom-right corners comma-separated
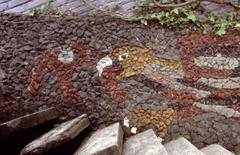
(118, 53, 129, 61)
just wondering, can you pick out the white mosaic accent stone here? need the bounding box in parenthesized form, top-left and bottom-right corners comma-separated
(194, 56, 239, 70)
(96, 55, 113, 76)
(58, 48, 74, 64)
(193, 102, 240, 118)
(169, 82, 211, 98)
(198, 77, 240, 89)
(123, 117, 130, 128)
(130, 127, 137, 134)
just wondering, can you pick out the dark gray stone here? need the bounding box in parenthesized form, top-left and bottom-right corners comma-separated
(20, 114, 90, 155)
(0, 67, 5, 80)
(74, 122, 123, 155)
(0, 107, 59, 138)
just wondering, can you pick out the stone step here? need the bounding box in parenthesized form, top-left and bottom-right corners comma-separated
(0, 107, 59, 138)
(201, 144, 235, 155)
(20, 114, 90, 155)
(164, 137, 204, 155)
(74, 122, 123, 155)
(123, 129, 168, 155)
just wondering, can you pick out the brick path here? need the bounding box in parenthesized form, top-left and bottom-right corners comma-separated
(0, 0, 136, 15)
(0, 0, 238, 16)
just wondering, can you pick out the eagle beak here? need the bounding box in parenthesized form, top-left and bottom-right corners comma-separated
(96, 55, 113, 76)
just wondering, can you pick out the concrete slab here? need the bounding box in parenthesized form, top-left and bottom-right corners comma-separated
(201, 144, 235, 155)
(74, 122, 123, 155)
(123, 129, 167, 155)
(164, 137, 204, 155)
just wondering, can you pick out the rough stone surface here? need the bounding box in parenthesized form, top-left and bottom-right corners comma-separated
(201, 144, 235, 155)
(20, 114, 90, 155)
(1, 0, 136, 14)
(164, 137, 204, 155)
(0, 107, 59, 138)
(0, 0, 236, 16)
(193, 102, 240, 118)
(167, 113, 240, 154)
(0, 67, 5, 97)
(0, 67, 5, 80)
(0, 13, 240, 154)
(123, 129, 167, 155)
(74, 122, 123, 155)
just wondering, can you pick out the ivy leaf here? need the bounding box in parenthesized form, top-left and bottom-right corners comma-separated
(172, 8, 179, 15)
(165, 12, 169, 17)
(40, 3, 46, 11)
(162, 0, 171, 4)
(40, 1, 51, 13)
(235, 23, 240, 30)
(27, 9, 37, 16)
(141, 19, 148, 25)
(150, 13, 157, 18)
(187, 14, 197, 22)
(216, 26, 226, 36)
(208, 16, 215, 22)
(148, 2, 155, 7)
(223, 0, 231, 2)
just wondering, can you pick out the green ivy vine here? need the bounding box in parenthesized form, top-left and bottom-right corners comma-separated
(27, 1, 65, 17)
(133, 0, 240, 36)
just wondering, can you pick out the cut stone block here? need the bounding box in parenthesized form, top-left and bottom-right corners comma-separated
(0, 107, 59, 138)
(20, 114, 90, 155)
(164, 137, 204, 155)
(201, 144, 235, 155)
(0, 67, 6, 96)
(0, 67, 5, 80)
(74, 122, 123, 155)
(123, 129, 168, 155)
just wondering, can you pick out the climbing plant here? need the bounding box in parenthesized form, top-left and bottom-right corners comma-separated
(27, 1, 64, 16)
(133, 0, 240, 36)
(84, 0, 240, 36)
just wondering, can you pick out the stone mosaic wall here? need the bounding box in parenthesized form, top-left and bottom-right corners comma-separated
(0, 13, 240, 153)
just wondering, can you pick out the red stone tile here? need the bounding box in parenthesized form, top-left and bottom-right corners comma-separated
(160, 88, 198, 105)
(28, 44, 102, 103)
(176, 107, 205, 120)
(179, 34, 240, 81)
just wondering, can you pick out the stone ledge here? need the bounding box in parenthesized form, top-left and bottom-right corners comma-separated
(74, 122, 123, 155)
(123, 129, 167, 155)
(164, 137, 204, 155)
(20, 114, 90, 155)
(0, 107, 59, 138)
(201, 144, 235, 155)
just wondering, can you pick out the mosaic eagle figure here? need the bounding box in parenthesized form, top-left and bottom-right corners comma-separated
(97, 34, 240, 104)
(28, 34, 240, 104)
